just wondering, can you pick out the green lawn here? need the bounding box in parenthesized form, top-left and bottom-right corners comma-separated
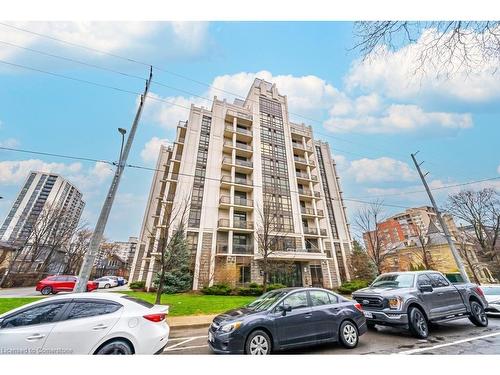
(0, 293, 256, 317)
(0, 297, 43, 314)
(118, 291, 256, 316)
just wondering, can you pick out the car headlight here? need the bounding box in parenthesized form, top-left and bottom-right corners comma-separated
(220, 321, 242, 333)
(388, 297, 403, 310)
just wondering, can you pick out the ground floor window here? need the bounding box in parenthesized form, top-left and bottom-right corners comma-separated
(238, 265, 251, 284)
(267, 262, 303, 287)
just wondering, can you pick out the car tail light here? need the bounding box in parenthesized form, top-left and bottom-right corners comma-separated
(475, 287, 485, 297)
(143, 313, 166, 322)
(354, 303, 363, 312)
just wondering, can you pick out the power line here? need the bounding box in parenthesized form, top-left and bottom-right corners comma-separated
(0, 22, 412, 160)
(5, 145, 498, 209)
(0, 144, 411, 209)
(0, 23, 485, 180)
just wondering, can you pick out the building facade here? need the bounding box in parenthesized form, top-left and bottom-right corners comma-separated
(0, 171, 85, 246)
(130, 79, 353, 290)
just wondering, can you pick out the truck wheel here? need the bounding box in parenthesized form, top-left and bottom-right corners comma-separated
(408, 307, 428, 339)
(469, 300, 488, 327)
(339, 321, 359, 349)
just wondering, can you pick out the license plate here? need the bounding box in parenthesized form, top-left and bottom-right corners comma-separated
(363, 311, 373, 319)
(208, 331, 213, 342)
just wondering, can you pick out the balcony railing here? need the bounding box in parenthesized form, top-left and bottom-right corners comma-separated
(226, 109, 253, 122)
(173, 154, 182, 161)
(320, 229, 327, 236)
(303, 227, 318, 235)
(164, 193, 175, 202)
(236, 126, 252, 136)
(167, 173, 179, 181)
(217, 219, 254, 230)
(233, 220, 254, 230)
(300, 207, 316, 215)
(298, 188, 313, 196)
(217, 243, 254, 254)
(235, 142, 252, 151)
(235, 158, 253, 168)
(284, 247, 321, 253)
(219, 196, 253, 207)
(220, 175, 253, 186)
(234, 196, 253, 206)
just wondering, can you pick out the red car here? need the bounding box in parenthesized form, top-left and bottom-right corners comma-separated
(36, 275, 98, 295)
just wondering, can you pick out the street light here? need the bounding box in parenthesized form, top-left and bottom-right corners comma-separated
(118, 128, 127, 171)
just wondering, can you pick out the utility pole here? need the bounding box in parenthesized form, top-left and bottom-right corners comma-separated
(411, 152, 469, 283)
(74, 67, 152, 292)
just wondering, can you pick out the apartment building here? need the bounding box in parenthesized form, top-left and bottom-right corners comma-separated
(0, 171, 85, 246)
(130, 79, 353, 290)
(363, 206, 460, 253)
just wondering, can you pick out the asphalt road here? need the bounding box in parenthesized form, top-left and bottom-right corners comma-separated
(164, 316, 500, 355)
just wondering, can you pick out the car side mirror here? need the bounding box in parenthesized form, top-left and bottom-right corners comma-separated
(419, 284, 433, 293)
(277, 304, 292, 315)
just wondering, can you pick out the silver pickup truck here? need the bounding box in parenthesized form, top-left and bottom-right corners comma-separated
(352, 271, 488, 338)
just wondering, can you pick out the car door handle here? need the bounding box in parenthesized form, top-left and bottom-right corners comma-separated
(92, 324, 109, 331)
(26, 334, 45, 341)
(304, 313, 312, 319)
(437, 292, 445, 296)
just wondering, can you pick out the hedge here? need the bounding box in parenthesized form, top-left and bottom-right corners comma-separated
(201, 283, 287, 296)
(336, 279, 370, 294)
(129, 281, 146, 290)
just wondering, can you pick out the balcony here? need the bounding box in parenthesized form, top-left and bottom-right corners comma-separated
(220, 175, 253, 192)
(172, 153, 182, 162)
(219, 196, 254, 210)
(218, 219, 254, 231)
(294, 156, 315, 167)
(290, 123, 312, 138)
(303, 227, 318, 235)
(295, 171, 318, 183)
(163, 173, 179, 182)
(256, 246, 326, 261)
(300, 207, 318, 216)
(216, 243, 254, 255)
(226, 109, 253, 126)
(223, 140, 253, 157)
(175, 137, 185, 144)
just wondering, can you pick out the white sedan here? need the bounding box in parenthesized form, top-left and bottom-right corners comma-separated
(0, 293, 170, 354)
(483, 285, 500, 316)
(94, 277, 119, 289)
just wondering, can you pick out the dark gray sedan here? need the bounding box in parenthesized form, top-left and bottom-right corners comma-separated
(208, 287, 367, 355)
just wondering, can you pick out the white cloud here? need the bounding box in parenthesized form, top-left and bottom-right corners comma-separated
(0, 21, 210, 64)
(140, 137, 171, 163)
(346, 157, 417, 183)
(346, 28, 500, 103)
(325, 104, 473, 134)
(0, 138, 20, 148)
(0, 159, 82, 185)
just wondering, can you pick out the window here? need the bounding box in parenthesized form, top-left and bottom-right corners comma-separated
(309, 290, 331, 306)
(1, 302, 66, 328)
(121, 296, 154, 308)
(66, 301, 121, 320)
(327, 292, 339, 304)
(283, 291, 309, 310)
(417, 274, 432, 286)
(239, 266, 251, 284)
(428, 273, 450, 288)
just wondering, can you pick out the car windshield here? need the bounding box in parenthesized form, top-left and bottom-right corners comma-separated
(245, 290, 288, 311)
(371, 274, 415, 288)
(482, 287, 500, 295)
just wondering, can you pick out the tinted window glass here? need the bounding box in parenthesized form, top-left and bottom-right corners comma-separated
(309, 291, 331, 306)
(66, 301, 121, 320)
(428, 273, 450, 288)
(54, 276, 66, 281)
(283, 291, 308, 310)
(372, 274, 414, 288)
(1, 303, 66, 328)
(121, 296, 154, 308)
(328, 292, 339, 304)
(417, 274, 432, 286)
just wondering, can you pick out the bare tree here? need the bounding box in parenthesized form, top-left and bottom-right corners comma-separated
(94, 240, 120, 278)
(150, 196, 190, 304)
(254, 195, 293, 293)
(63, 228, 93, 275)
(456, 231, 483, 285)
(355, 201, 398, 275)
(411, 224, 434, 270)
(446, 189, 500, 273)
(352, 21, 500, 77)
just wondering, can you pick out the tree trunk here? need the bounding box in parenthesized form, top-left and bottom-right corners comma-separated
(155, 267, 165, 304)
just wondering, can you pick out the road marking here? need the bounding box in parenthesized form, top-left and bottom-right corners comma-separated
(164, 344, 209, 352)
(168, 335, 207, 342)
(398, 331, 500, 354)
(165, 337, 198, 350)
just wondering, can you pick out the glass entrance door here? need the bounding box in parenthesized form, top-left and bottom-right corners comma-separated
(268, 262, 303, 287)
(310, 265, 324, 287)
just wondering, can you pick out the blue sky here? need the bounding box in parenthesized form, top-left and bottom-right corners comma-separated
(0, 21, 499, 241)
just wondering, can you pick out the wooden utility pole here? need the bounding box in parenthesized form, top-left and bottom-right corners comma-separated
(411, 152, 469, 282)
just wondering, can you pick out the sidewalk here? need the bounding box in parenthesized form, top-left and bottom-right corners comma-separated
(167, 314, 216, 330)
